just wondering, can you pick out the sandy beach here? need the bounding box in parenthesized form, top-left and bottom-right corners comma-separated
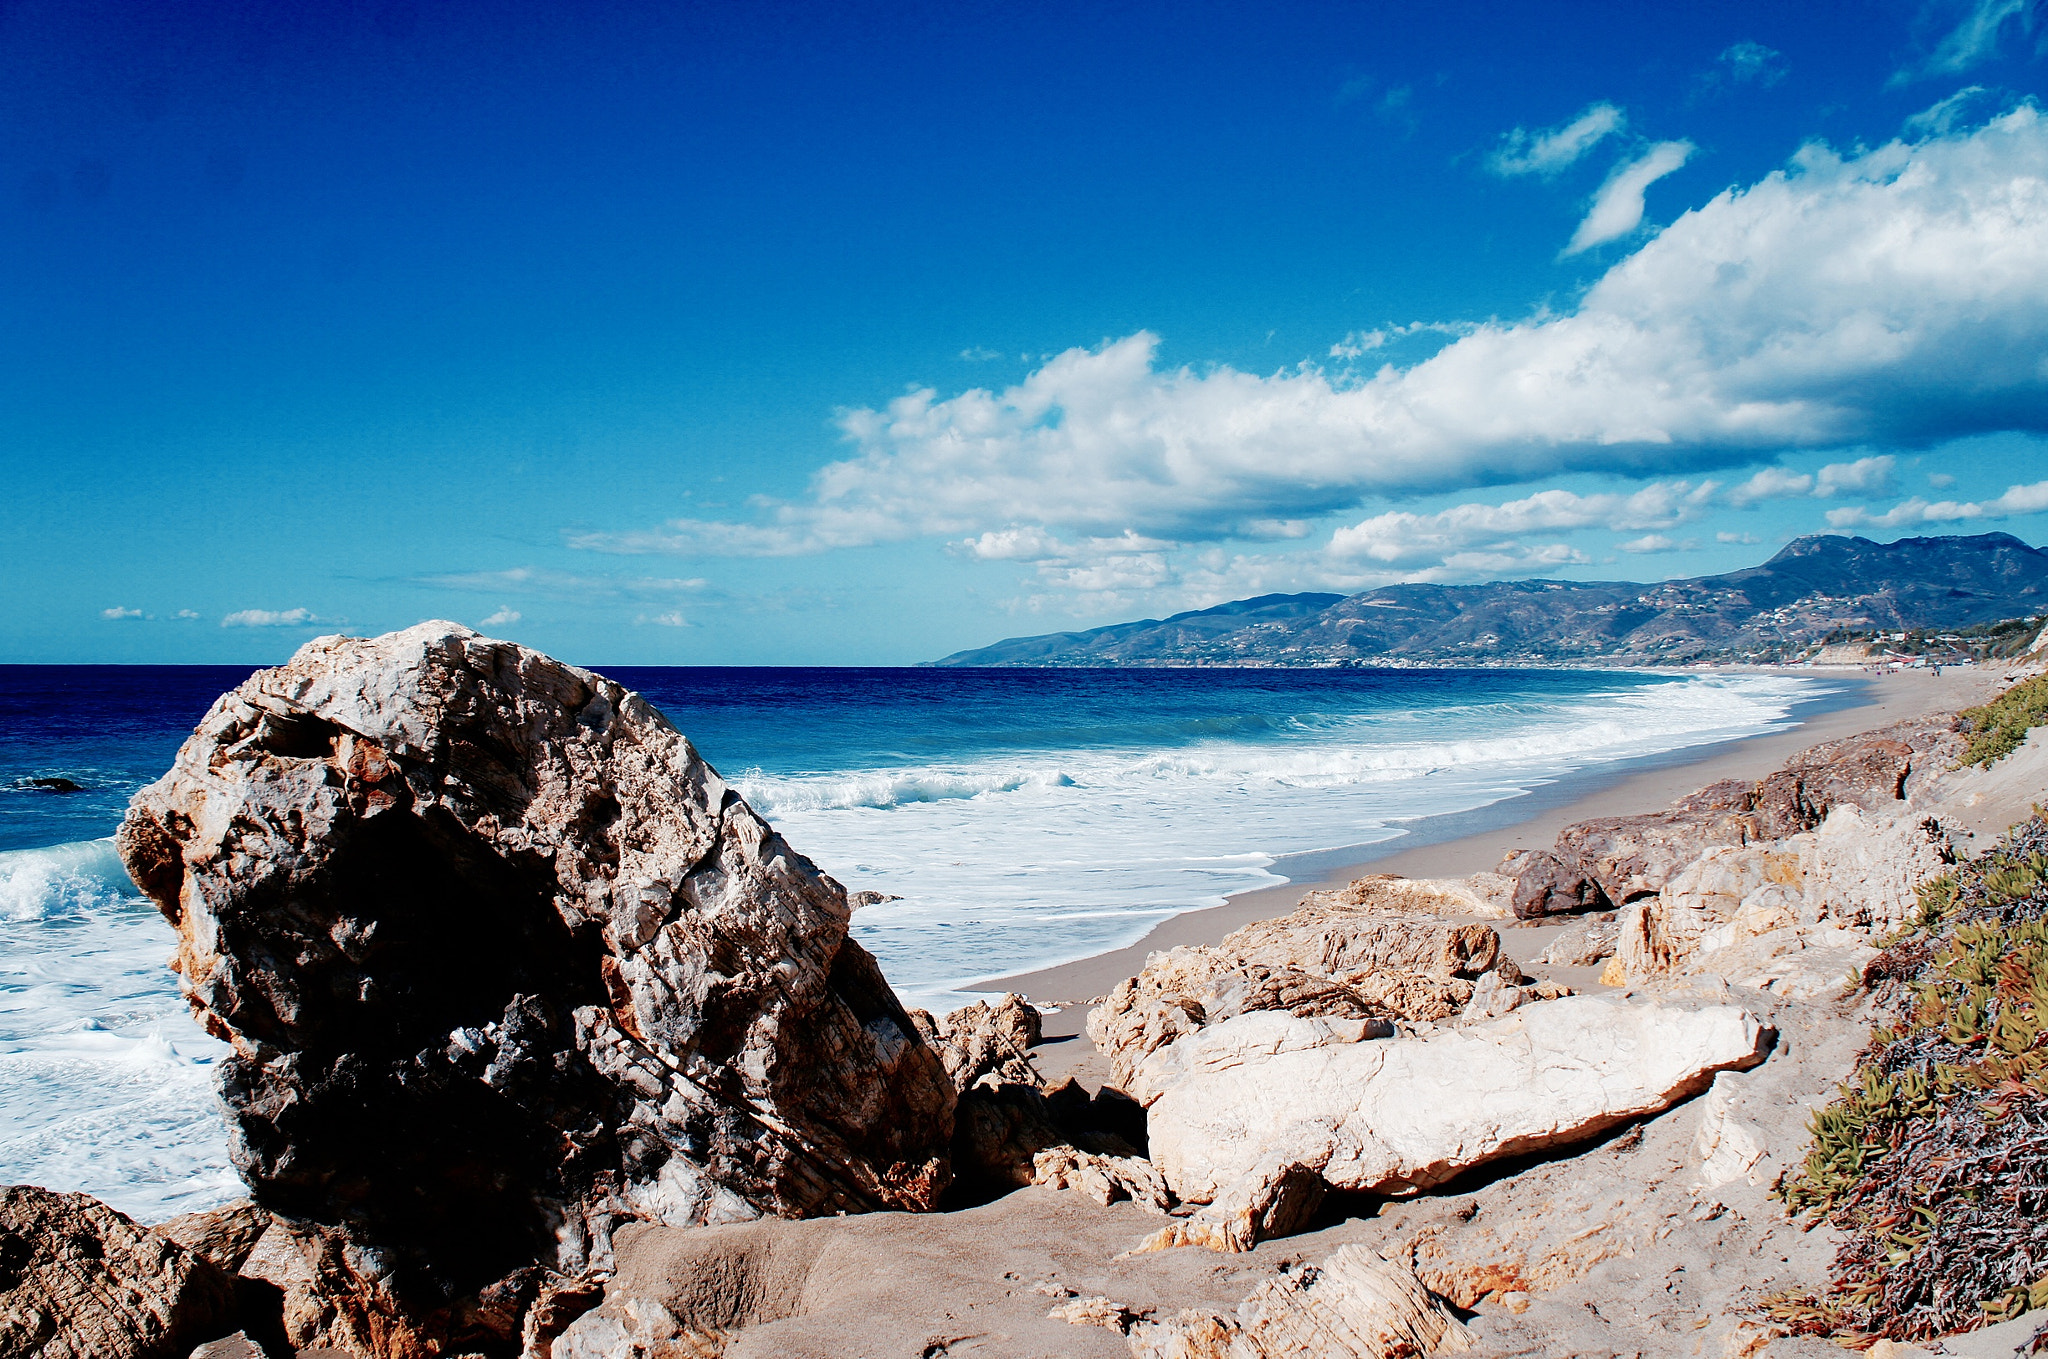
(982, 665, 2009, 1015)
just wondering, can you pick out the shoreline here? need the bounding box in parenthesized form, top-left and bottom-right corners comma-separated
(974, 666, 2007, 1016)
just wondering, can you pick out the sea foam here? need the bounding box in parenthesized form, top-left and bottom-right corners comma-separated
(0, 840, 236, 1221)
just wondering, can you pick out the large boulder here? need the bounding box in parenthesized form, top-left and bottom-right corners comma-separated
(1508, 718, 1962, 918)
(1089, 905, 1507, 1099)
(116, 623, 955, 1355)
(1611, 806, 1953, 986)
(1144, 996, 1772, 1212)
(0, 1184, 236, 1359)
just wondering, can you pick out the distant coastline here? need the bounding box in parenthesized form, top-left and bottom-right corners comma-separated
(929, 531, 2048, 670)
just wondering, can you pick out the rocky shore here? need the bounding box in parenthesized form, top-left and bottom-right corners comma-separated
(5, 621, 2048, 1359)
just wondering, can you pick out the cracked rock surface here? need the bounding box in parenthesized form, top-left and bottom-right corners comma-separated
(115, 622, 954, 1355)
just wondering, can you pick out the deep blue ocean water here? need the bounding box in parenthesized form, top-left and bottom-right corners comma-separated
(0, 660, 1849, 1220)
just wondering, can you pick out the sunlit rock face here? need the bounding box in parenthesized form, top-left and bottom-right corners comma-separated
(118, 622, 954, 1355)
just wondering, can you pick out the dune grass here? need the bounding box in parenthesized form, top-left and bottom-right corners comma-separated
(1767, 815, 2048, 1344)
(1957, 672, 2048, 768)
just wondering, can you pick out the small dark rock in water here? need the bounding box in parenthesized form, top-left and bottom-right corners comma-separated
(19, 776, 83, 793)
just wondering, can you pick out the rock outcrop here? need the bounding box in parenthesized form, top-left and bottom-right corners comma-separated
(1142, 997, 1771, 1236)
(908, 992, 1043, 1091)
(1612, 804, 1955, 990)
(1088, 902, 1512, 1102)
(1508, 717, 1962, 917)
(1296, 872, 1513, 919)
(1127, 1244, 1474, 1359)
(0, 1184, 235, 1359)
(115, 623, 955, 1355)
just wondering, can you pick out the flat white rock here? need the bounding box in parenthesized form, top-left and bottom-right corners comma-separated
(1148, 994, 1771, 1202)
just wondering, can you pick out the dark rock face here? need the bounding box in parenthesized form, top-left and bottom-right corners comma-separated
(1509, 849, 1611, 918)
(1509, 717, 1963, 916)
(116, 623, 955, 1356)
(0, 1184, 236, 1359)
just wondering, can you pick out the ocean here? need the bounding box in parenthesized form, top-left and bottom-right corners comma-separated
(0, 661, 1851, 1222)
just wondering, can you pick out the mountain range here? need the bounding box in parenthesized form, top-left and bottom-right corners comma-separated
(931, 532, 2048, 667)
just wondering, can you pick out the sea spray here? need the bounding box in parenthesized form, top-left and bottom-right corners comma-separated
(0, 840, 235, 1221)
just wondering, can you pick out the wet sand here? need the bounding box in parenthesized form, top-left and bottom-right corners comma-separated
(976, 666, 2008, 1017)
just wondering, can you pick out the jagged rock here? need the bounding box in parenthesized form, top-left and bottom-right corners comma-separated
(1298, 873, 1512, 920)
(1089, 906, 1505, 1096)
(1145, 996, 1772, 1216)
(115, 623, 954, 1355)
(1535, 916, 1617, 967)
(1802, 806, 1954, 931)
(1132, 1155, 1325, 1253)
(1126, 1245, 1473, 1358)
(1032, 1146, 1173, 1211)
(1221, 905, 1502, 980)
(952, 1073, 1164, 1209)
(1613, 806, 1953, 985)
(1694, 1070, 1772, 1189)
(1510, 718, 1961, 918)
(1615, 842, 1810, 979)
(1049, 1294, 1151, 1331)
(0, 1184, 236, 1359)
(1749, 718, 1960, 836)
(188, 1334, 265, 1358)
(153, 1200, 272, 1276)
(951, 1079, 1069, 1196)
(1509, 849, 1611, 918)
(907, 992, 1043, 1091)
(1460, 969, 1547, 1022)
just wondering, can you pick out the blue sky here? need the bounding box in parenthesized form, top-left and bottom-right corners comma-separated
(6, 0, 2048, 664)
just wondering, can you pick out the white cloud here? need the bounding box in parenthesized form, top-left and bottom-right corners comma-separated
(578, 109, 2048, 572)
(1729, 456, 1898, 505)
(100, 606, 143, 620)
(1618, 534, 1690, 553)
(637, 611, 691, 627)
(1826, 478, 2048, 528)
(1928, 471, 1958, 486)
(1490, 103, 1627, 177)
(1325, 482, 1715, 565)
(1907, 86, 1994, 138)
(1717, 531, 1762, 544)
(1728, 467, 1816, 505)
(222, 608, 325, 628)
(1815, 456, 1898, 495)
(1719, 41, 1789, 87)
(421, 567, 709, 599)
(172, 609, 199, 620)
(1895, 0, 2037, 84)
(960, 347, 1003, 362)
(1329, 321, 1477, 360)
(480, 608, 521, 627)
(957, 525, 1073, 561)
(1565, 140, 1695, 254)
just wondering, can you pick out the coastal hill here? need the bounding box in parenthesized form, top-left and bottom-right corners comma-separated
(931, 531, 2048, 667)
